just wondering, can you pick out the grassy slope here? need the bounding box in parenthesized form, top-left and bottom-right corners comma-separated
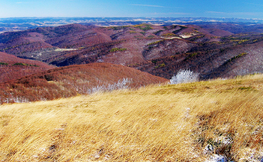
(0, 74, 263, 161)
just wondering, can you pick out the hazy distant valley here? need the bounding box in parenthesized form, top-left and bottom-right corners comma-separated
(1, 17, 263, 33)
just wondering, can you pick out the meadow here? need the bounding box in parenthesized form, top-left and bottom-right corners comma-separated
(0, 74, 263, 161)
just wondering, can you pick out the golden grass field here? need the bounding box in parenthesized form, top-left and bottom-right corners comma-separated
(1, 74, 263, 161)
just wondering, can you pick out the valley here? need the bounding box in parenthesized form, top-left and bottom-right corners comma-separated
(1, 22, 263, 84)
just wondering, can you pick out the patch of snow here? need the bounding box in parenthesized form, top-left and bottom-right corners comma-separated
(215, 136, 233, 145)
(55, 48, 77, 52)
(204, 144, 214, 154)
(54, 128, 65, 131)
(180, 33, 197, 38)
(185, 107, 191, 119)
(161, 36, 182, 39)
(94, 154, 100, 159)
(149, 118, 158, 122)
(205, 154, 227, 162)
(32, 155, 38, 158)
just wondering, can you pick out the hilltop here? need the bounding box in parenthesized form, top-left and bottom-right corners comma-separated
(0, 74, 263, 161)
(0, 62, 167, 104)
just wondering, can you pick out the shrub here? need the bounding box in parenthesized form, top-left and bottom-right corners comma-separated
(110, 48, 127, 52)
(223, 52, 247, 65)
(87, 78, 132, 94)
(147, 35, 155, 39)
(170, 70, 199, 84)
(161, 33, 177, 37)
(0, 62, 8, 65)
(147, 40, 164, 46)
(154, 63, 166, 69)
(187, 52, 198, 58)
(12, 63, 39, 67)
(151, 60, 157, 64)
(129, 31, 136, 34)
(140, 32, 146, 35)
(13, 63, 27, 66)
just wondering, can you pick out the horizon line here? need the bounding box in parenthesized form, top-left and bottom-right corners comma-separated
(0, 16, 262, 19)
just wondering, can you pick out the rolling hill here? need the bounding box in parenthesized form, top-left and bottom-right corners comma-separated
(0, 52, 54, 83)
(0, 63, 167, 104)
(1, 23, 263, 81)
(134, 41, 263, 79)
(132, 32, 263, 80)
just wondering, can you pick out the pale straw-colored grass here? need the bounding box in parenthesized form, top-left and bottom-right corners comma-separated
(1, 74, 263, 161)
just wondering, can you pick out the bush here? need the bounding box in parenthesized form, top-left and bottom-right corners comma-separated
(147, 40, 164, 46)
(12, 63, 39, 67)
(161, 33, 177, 37)
(129, 31, 136, 34)
(154, 63, 165, 69)
(0, 62, 8, 65)
(110, 48, 127, 52)
(12, 63, 27, 66)
(87, 78, 132, 94)
(170, 70, 199, 84)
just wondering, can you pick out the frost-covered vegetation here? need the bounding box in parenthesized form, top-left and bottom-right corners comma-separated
(170, 69, 199, 84)
(87, 78, 132, 94)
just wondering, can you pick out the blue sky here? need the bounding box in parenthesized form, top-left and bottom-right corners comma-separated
(1, 0, 263, 18)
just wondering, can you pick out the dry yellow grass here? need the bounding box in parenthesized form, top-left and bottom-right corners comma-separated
(1, 74, 263, 161)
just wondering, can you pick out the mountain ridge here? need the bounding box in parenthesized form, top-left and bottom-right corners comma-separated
(1, 23, 263, 82)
